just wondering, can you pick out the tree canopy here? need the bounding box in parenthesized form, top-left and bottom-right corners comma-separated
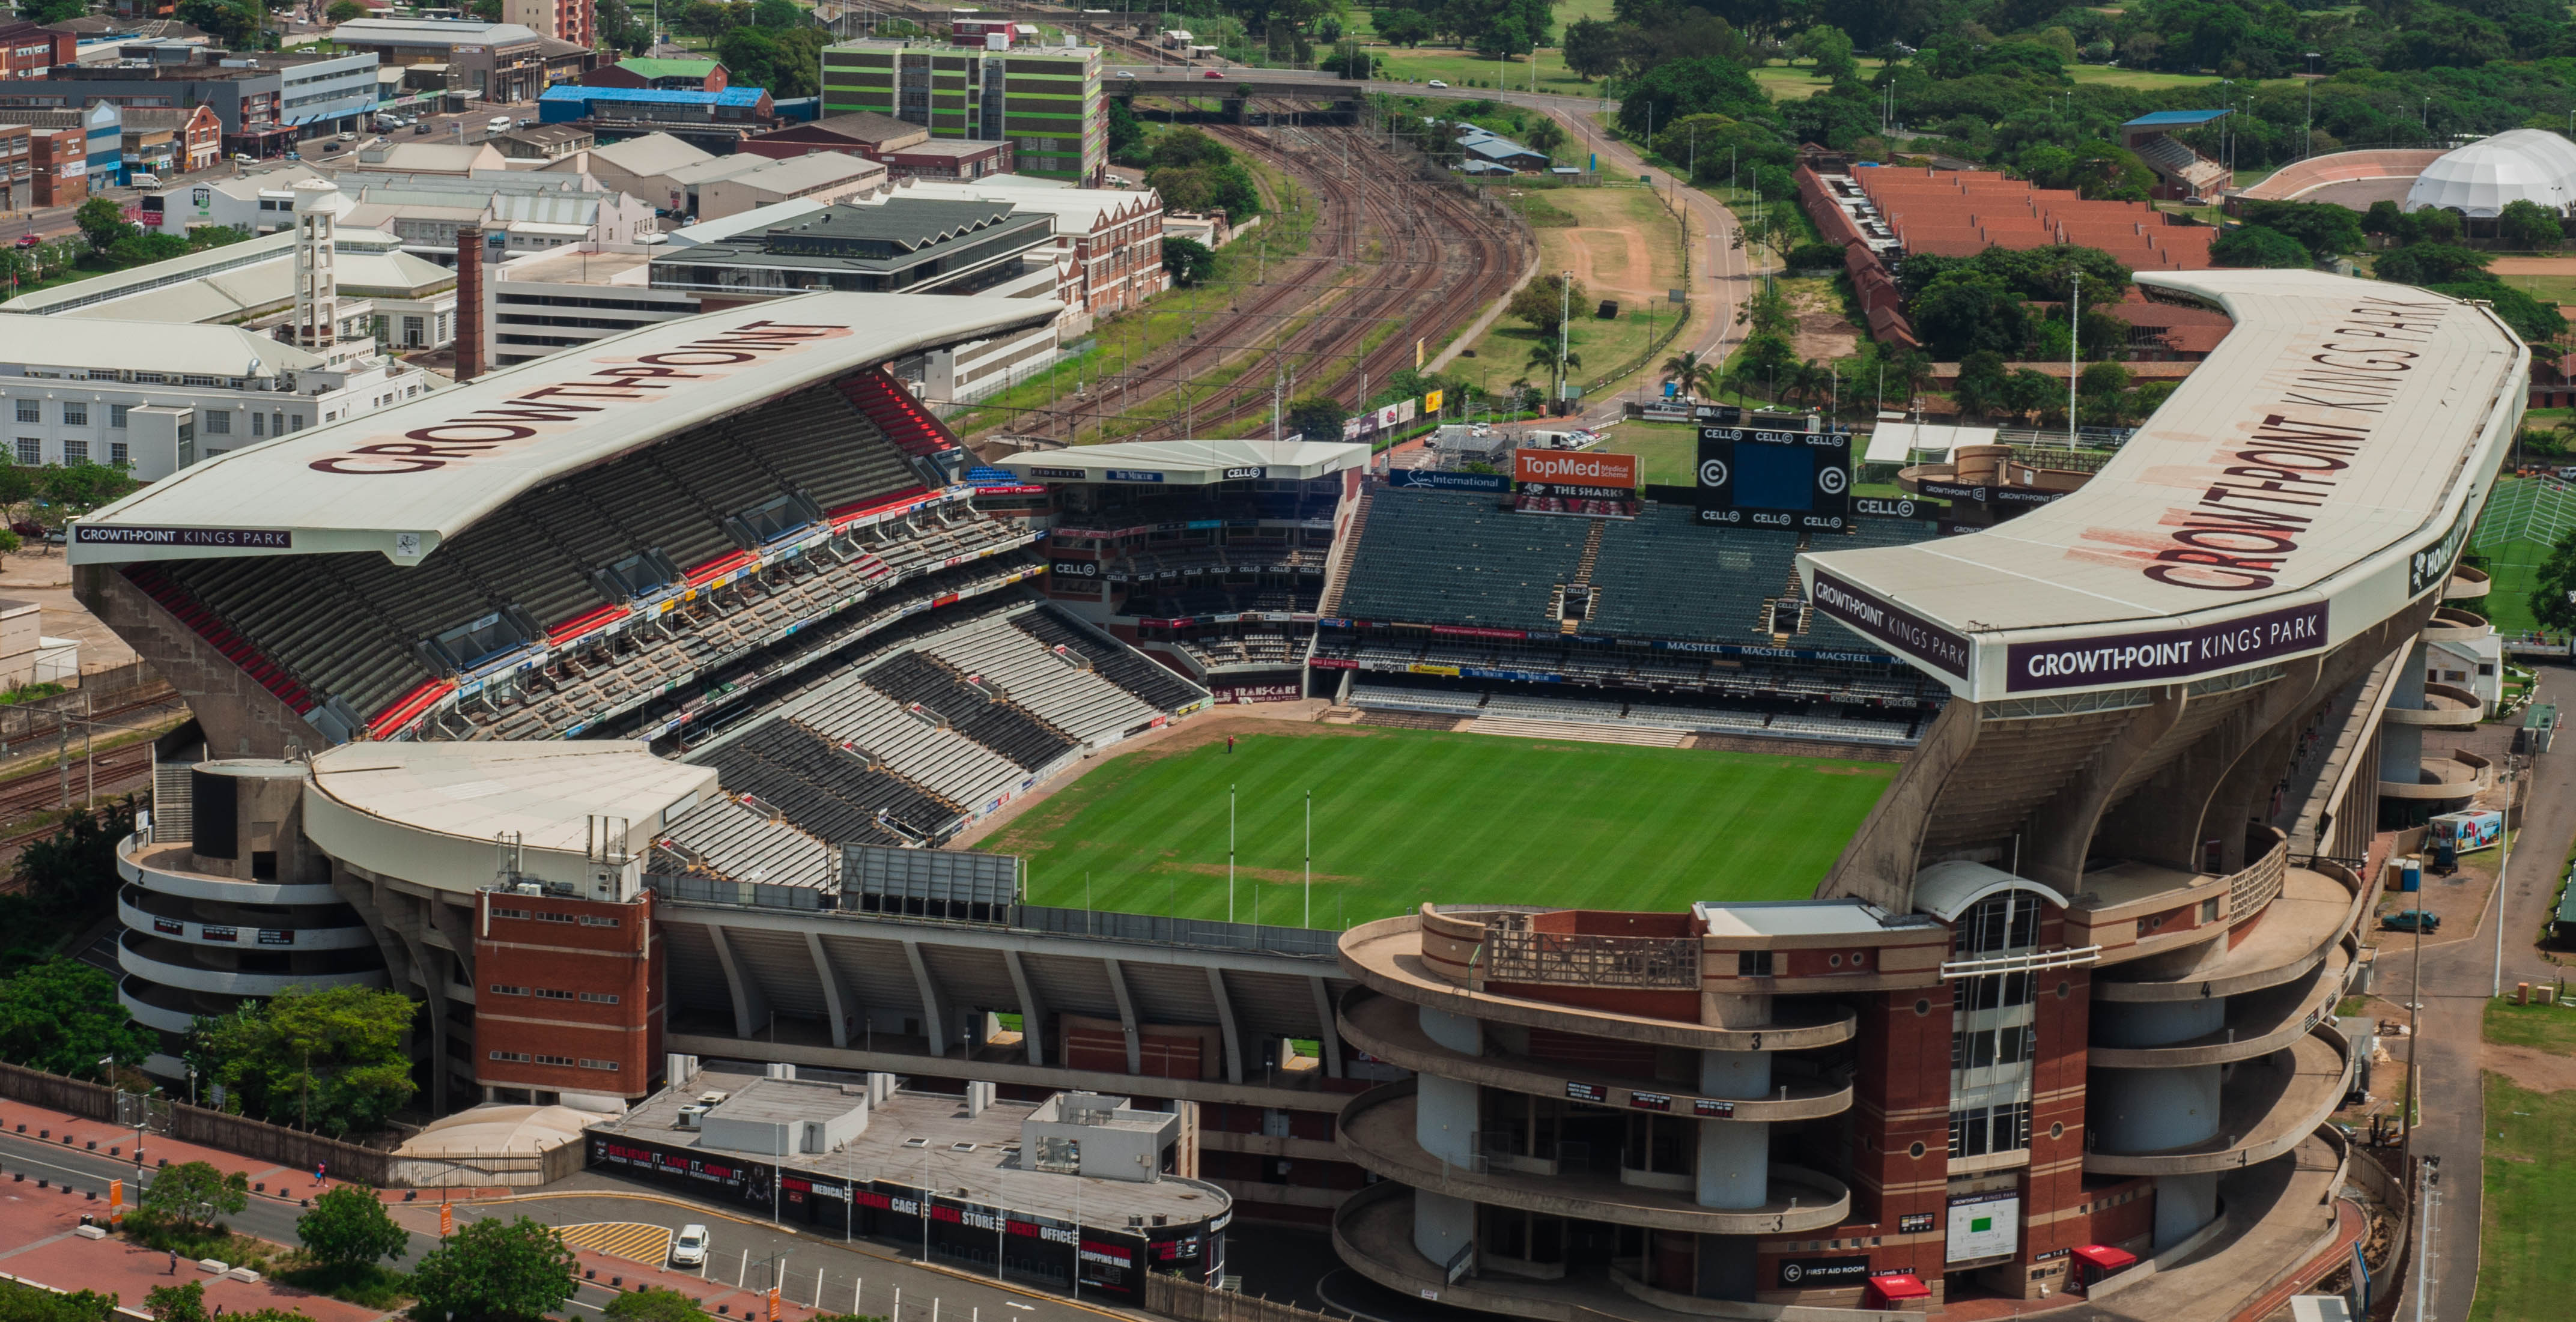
(187, 985, 417, 1137)
(409, 1216, 580, 1322)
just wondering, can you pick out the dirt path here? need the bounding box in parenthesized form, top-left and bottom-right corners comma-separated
(1563, 225, 1652, 296)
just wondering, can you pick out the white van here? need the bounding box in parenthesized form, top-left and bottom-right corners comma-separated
(127, 173, 160, 189)
(487, 115, 512, 133)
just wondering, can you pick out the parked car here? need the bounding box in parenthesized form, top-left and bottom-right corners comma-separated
(1116, 70, 1134, 78)
(671, 1224, 709, 1268)
(8, 520, 38, 538)
(415, 121, 434, 135)
(2381, 909, 2442, 933)
(1203, 68, 1225, 78)
(335, 130, 356, 141)
(1427, 79, 1448, 87)
(12, 235, 37, 249)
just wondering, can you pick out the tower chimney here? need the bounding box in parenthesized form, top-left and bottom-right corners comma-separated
(290, 178, 341, 351)
(454, 225, 484, 382)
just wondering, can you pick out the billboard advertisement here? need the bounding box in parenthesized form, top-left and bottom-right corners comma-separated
(1696, 419, 1850, 531)
(1515, 449, 1638, 490)
(1946, 1192, 2019, 1263)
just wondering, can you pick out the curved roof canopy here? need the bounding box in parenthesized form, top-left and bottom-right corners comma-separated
(2404, 128, 2576, 217)
(1801, 270, 2525, 702)
(65, 291, 1062, 566)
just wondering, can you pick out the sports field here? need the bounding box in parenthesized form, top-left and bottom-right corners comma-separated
(975, 723, 1892, 928)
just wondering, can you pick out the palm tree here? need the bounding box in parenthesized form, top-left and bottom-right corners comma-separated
(1660, 349, 1718, 401)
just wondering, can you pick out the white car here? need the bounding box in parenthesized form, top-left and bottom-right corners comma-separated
(671, 1223, 709, 1268)
(1427, 79, 1448, 88)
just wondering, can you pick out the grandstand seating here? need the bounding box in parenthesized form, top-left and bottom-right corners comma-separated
(144, 375, 939, 732)
(773, 669, 1030, 805)
(434, 537, 1042, 742)
(1171, 631, 1296, 672)
(835, 365, 967, 462)
(860, 650, 1078, 771)
(923, 614, 1163, 743)
(1013, 606, 1208, 712)
(689, 719, 965, 844)
(1337, 488, 1588, 628)
(652, 795, 838, 890)
(1586, 506, 1800, 643)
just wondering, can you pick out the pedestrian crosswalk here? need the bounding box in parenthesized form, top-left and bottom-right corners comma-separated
(559, 1220, 675, 1265)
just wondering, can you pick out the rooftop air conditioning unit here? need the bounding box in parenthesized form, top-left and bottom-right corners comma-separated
(697, 1091, 731, 1106)
(676, 1105, 709, 1130)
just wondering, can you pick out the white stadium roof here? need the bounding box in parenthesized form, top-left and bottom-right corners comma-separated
(2404, 127, 2576, 217)
(65, 291, 1062, 566)
(993, 438, 1370, 484)
(1801, 270, 2525, 702)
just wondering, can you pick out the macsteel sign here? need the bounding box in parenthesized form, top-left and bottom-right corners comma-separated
(2005, 601, 2325, 693)
(1808, 570, 1970, 678)
(1514, 449, 1637, 490)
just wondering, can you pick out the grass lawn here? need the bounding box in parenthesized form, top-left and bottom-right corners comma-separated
(1597, 420, 1698, 485)
(1370, 44, 1595, 97)
(976, 724, 1892, 927)
(1451, 186, 1697, 403)
(2471, 1000, 2576, 1321)
(2066, 65, 2303, 93)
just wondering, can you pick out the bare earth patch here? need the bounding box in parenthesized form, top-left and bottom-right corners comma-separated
(2485, 1042, 2576, 1093)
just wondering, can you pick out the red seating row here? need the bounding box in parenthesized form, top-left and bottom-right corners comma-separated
(367, 677, 457, 741)
(123, 564, 316, 715)
(837, 367, 965, 460)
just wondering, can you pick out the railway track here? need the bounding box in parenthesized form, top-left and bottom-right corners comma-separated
(0, 693, 187, 849)
(990, 120, 1526, 444)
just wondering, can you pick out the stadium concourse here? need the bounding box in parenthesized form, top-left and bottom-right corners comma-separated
(1320, 268, 2523, 1321)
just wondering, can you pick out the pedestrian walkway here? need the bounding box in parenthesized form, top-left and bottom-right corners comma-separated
(0, 1181, 372, 1322)
(0, 1098, 515, 1207)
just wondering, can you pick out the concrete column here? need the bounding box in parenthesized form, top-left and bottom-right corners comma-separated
(1310, 977, 1344, 1079)
(1103, 957, 1143, 1075)
(2152, 1171, 2220, 1251)
(902, 940, 950, 1057)
(1420, 1005, 1481, 1054)
(1205, 967, 1245, 1085)
(807, 932, 856, 1049)
(2089, 1063, 2220, 1152)
(1695, 1118, 1769, 1210)
(1417, 1074, 1479, 1168)
(706, 924, 768, 1040)
(2380, 640, 2432, 785)
(1700, 1049, 1771, 1099)
(1412, 1187, 1475, 1273)
(2092, 998, 2225, 1049)
(1004, 949, 1049, 1066)
(1700, 993, 1772, 1030)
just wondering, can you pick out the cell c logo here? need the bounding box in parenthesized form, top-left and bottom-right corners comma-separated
(1700, 459, 1728, 487)
(1782, 1264, 1804, 1284)
(1818, 467, 1847, 494)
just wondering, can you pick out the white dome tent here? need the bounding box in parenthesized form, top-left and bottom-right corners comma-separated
(2404, 127, 2576, 217)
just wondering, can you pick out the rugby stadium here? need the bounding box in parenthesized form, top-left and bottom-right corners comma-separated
(66, 268, 2519, 1319)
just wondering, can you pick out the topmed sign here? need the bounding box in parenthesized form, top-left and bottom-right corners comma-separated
(1514, 449, 1637, 490)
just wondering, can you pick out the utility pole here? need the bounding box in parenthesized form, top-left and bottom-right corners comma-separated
(2068, 270, 2080, 450)
(1557, 270, 1571, 405)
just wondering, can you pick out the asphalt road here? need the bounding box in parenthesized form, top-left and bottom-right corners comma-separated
(2377, 664, 2576, 1320)
(0, 1132, 1137, 1322)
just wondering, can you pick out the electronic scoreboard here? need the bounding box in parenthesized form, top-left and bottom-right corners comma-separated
(1692, 405, 1852, 531)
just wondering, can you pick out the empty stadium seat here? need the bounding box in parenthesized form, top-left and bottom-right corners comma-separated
(859, 650, 1078, 771)
(1013, 606, 1208, 712)
(1337, 489, 1587, 628)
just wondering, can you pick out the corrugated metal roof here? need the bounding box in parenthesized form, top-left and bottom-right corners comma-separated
(539, 84, 768, 109)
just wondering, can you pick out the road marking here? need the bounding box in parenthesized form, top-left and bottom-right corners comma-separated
(559, 1220, 676, 1264)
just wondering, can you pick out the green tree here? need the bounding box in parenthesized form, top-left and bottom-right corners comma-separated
(40, 461, 139, 514)
(750, 0, 801, 28)
(296, 1185, 408, 1273)
(73, 198, 134, 256)
(1507, 273, 1587, 339)
(1105, 97, 1147, 167)
(2210, 224, 2312, 268)
(1523, 117, 1566, 157)
(1660, 348, 1717, 398)
(140, 1162, 251, 1242)
(0, 957, 155, 1078)
(409, 1216, 579, 1322)
(1615, 56, 1766, 139)
(1561, 17, 1620, 80)
(714, 26, 782, 91)
(1910, 271, 2028, 361)
(2079, 359, 2134, 424)
(1285, 395, 1346, 440)
(2532, 524, 2576, 635)
(25, 0, 86, 22)
(11, 798, 136, 917)
(2499, 198, 2563, 251)
(2238, 200, 2366, 261)
(1160, 237, 1215, 288)
(604, 1291, 711, 1322)
(2376, 243, 2492, 286)
(187, 985, 417, 1137)
(324, 0, 368, 20)
(1374, 7, 1432, 46)
(145, 1283, 209, 1322)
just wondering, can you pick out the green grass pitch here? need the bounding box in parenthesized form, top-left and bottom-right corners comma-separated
(974, 724, 1895, 928)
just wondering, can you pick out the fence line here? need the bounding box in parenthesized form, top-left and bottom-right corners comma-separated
(0, 1060, 395, 1186)
(1147, 1270, 1339, 1322)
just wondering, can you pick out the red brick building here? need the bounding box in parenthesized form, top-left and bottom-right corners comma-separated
(580, 56, 728, 92)
(0, 22, 72, 81)
(472, 887, 664, 1100)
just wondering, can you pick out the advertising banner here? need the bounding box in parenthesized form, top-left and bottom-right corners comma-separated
(2002, 601, 2326, 694)
(1806, 571, 1971, 678)
(1515, 449, 1638, 490)
(1390, 470, 1509, 493)
(1946, 1192, 2019, 1263)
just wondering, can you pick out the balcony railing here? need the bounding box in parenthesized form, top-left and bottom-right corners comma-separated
(1480, 916, 1700, 989)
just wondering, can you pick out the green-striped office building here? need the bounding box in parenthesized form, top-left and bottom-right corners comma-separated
(819, 40, 1104, 184)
